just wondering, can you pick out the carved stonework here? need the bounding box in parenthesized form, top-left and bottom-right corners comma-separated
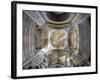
(23, 50, 48, 69)
(22, 11, 91, 69)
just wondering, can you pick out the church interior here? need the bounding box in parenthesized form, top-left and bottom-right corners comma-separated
(22, 10, 91, 69)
